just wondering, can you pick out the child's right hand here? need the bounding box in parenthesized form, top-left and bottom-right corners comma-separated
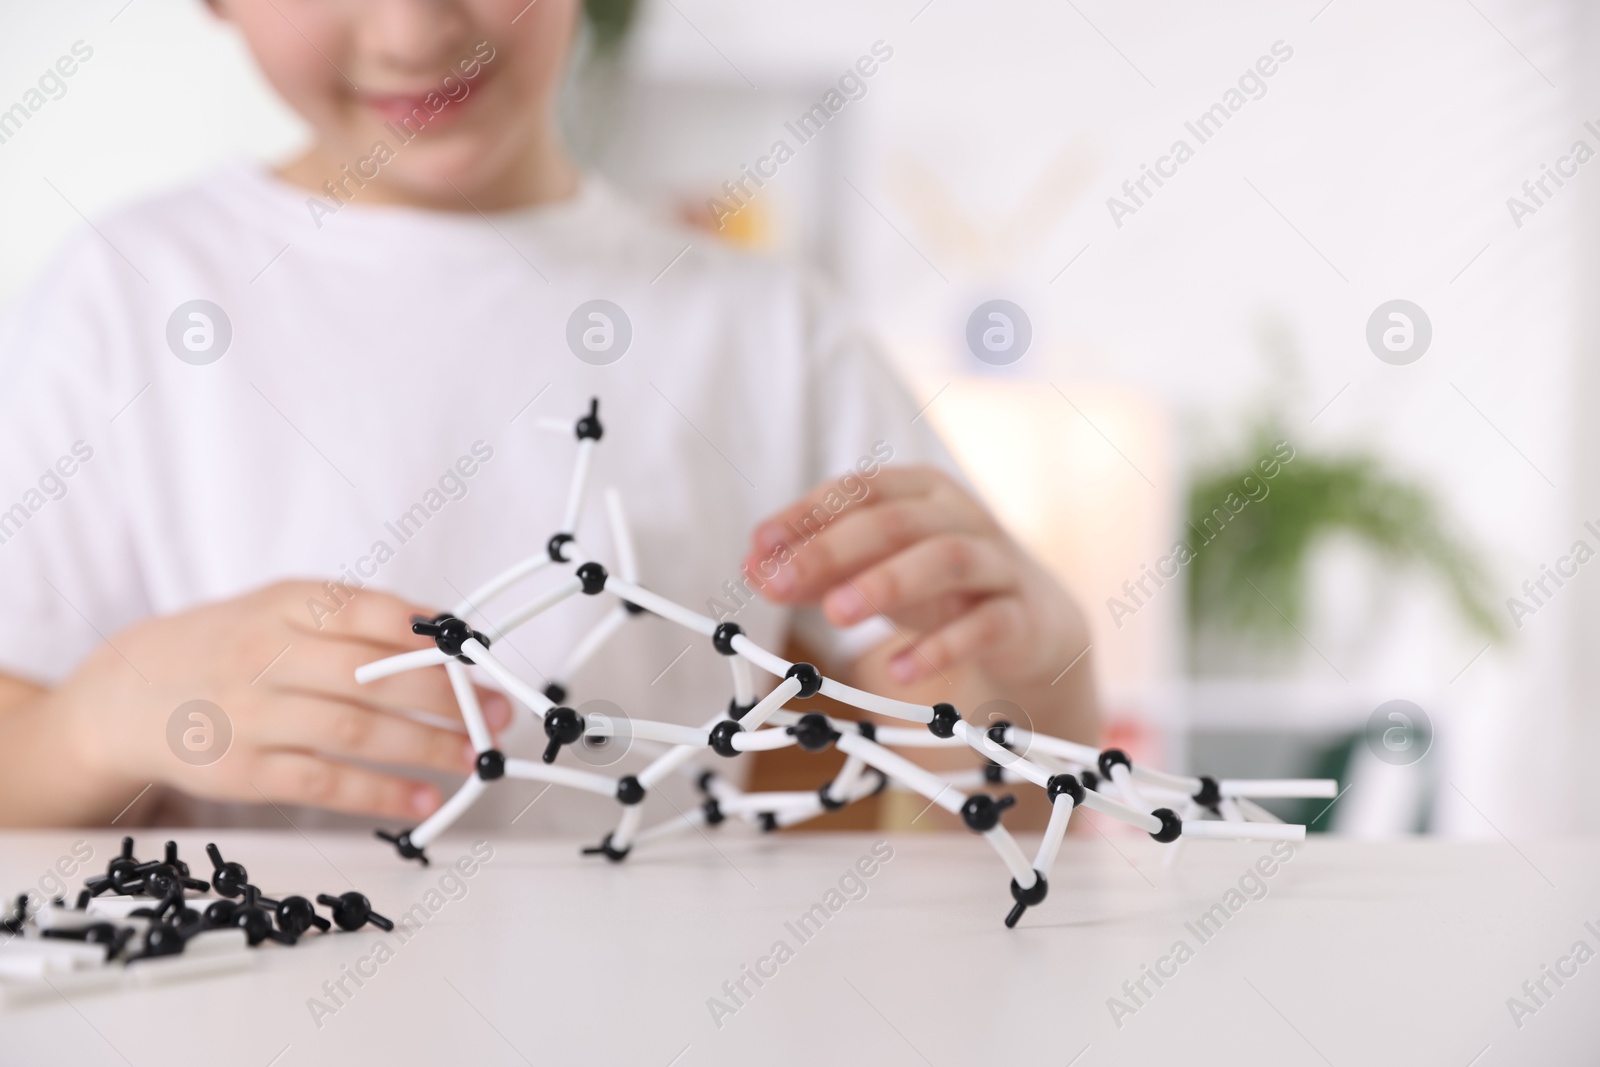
(39, 581, 509, 823)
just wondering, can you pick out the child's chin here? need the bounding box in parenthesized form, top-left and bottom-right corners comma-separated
(384, 151, 508, 205)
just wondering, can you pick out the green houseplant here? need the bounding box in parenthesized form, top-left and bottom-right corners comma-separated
(1184, 422, 1505, 669)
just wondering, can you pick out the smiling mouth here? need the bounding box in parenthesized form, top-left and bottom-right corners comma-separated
(358, 72, 489, 130)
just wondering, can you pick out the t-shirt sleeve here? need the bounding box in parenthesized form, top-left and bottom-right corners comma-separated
(788, 273, 963, 666)
(0, 237, 149, 685)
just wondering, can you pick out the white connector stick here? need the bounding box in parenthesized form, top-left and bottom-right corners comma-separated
(355, 647, 450, 684)
(561, 438, 595, 534)
(1234, 797, 1285, 823)
(730, 656, 755, 707)
(738, 676, 803, 733)
(452, 553, 552, 617)
(502, 758, 618, 797)
(726, 633, 790, 678)
(1179, 820, 1305, 842)
(985, 825, 1038, 888)
(729, 728, 800, 753)
(556, 605, 630, 683)
(408, 775, 490, 848)
(836, 733, 966, 816)
(952, 721, 1051, 789)
(1033, 793, 1076, 875)
(456, 638, 554, 717)
(1220, 779, 1339, 798)
(1107, 763, 1152, 813)
(605, 576, 718, 637)
(816, 677, 933, 724)
(605, 488, 639, 583)
(494, 575, 584, 635)
(446, 660, 493, 754)
(1079, 789, 1163, 835)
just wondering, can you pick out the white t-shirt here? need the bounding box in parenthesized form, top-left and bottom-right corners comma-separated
(0, 162, 951, 834)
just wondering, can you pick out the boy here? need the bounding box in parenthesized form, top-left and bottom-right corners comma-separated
(0, 0, 1095, 831)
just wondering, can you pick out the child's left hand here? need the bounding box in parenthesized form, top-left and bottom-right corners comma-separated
(743, 467, 1089, 690)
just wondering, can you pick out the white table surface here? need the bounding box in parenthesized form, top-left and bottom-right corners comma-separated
(1, 829, 1597, 1066)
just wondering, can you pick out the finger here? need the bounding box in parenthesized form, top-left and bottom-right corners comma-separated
(877, 591, 984, 635)
(749, 466, 950, 556)
(276, 641, 513, 733)
(249, 750, 441, 819)
(284, 583, 440, 649)
(747, 497, 984, 604)
(822, 535, 1017, 628)
(250, 693, 478, 777)
(888, 595, 1028, 684)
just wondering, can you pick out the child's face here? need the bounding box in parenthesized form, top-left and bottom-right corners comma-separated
(212, 0, 578, 202)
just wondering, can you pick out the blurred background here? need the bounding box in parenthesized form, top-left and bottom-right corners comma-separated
(2, 0, 1592, 838)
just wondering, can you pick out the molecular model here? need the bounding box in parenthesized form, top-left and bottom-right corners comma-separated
(360, 399, 1336, 928)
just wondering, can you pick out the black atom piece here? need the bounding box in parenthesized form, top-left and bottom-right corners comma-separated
(476, 749, 506, 781)
(758, 812, 780, 833)
(136, 860, 209, 901)
(1149, 807, 1182, 844)
(97, 836, 147, 897)
(709, 720, 743, 758)
(542, 705, 585, 764)
(1081, 770, 1100, 792)
(817, 783, 847, 812)
(727, 697, 756, 721)
(1004, 871, 1049, 929)
(986, 720, 1014, 748)
(206, 843, 250, 899)
(702, 797, 726, 826)
(317, 892, 394, 933)
(712, 621, 742, 655)
(161, 840, 197, 882)
(857, 721, 877, 742)
(203, 899, 241, 929)
(130, 922, 191, 962)
(960, 793, 1016, 833)
(1046, 773, 1085, 806)
(40, 920, 104, 942)
(695, 770, 716, 795)
(623, 600, 647, 616)
(547, 532, 576, 563)
(616, 775, 646, 805)
(236, 904, 296, 947)
(74, 889, 92, 911)
(105, 924, 140, 960)
(411, 613, 490, 664)
(581, 833, 630, 862)
(576, 561, 608, 595)
(375, 829, 430, 866)
(787, 712, 840, 752)
(46, 921, 137, 962)
(785, 662, 822, 698)
(984, 761, 1005, 785)
(274, 895, 331, 937)
(928, 702, 961, 738)
(574, 397, 603, 441)
(127, 898, 172, 922)
(1192, 774, 1222, 813)
(543, 681, 568, 705)
(1097, 748, 1132, 778)
(0, 894, 27, 934)
(137, 864, 182, 904)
